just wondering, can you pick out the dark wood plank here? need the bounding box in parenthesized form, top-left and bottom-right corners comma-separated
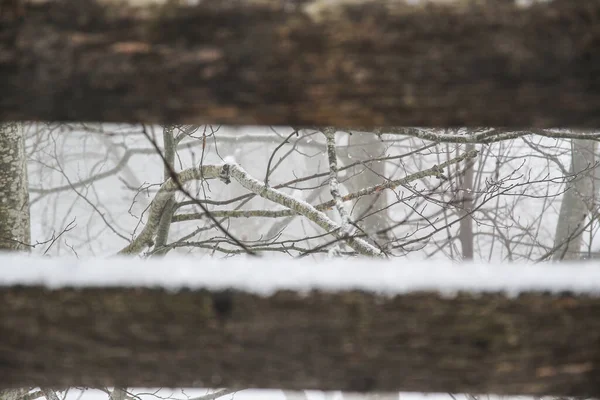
(2, 0, 600, 127)
(1, 286, 599, 395)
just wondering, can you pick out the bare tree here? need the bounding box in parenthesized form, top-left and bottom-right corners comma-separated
(23, 124, 600, 261)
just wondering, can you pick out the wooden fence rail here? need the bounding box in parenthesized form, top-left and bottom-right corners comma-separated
(2, 0, 600, 127)
(2, 286, 600, 395)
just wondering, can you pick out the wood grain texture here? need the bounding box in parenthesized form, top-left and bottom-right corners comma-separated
(1, 0, 600, 127)
(1, 286, 600, 395)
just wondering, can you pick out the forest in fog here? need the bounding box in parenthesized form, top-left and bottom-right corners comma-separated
(11, 124, 598, 262)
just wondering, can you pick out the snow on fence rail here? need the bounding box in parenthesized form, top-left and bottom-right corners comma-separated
(1, 255, 600, 295)
(2, 255, 600, 395)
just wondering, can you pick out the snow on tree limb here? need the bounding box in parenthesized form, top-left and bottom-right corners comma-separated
(117, 165, 223, 255)
(118, 159, 387, 256)
(119, 147, 478, 256)
(323, 127, 356, 256)
(226, 163, 384, 257)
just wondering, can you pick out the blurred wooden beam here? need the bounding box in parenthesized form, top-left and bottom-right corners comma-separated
(1, 286, 600, 395)
(1, 0, 600, 127)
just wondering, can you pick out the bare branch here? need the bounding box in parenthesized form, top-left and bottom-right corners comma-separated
(225, 163, 384, 257)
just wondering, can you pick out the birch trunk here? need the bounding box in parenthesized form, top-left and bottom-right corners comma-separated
(152, 125, 176, 256)
(0, 390, 29, 400)
(459, 143, 475, 260)
(0, 123, 31, 400)
(0, 122, 30, 252)
(339, 133, 389, 245)
(552, 139, 597, 261)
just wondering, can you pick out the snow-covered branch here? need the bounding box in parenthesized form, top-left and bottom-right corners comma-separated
(171, 149, 478, 224)
(226, 163, 384, 257)
(367, 128, 600, 144)
(120, 159, 386, 257)
(117, 165, 224, 255)
(188, 389, 241, 400)
(324, 127, 355, 256)
(118, 139, 480, 257)
(332, 148, 479, 206)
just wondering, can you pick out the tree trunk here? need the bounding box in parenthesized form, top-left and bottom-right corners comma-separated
(0, 123, 31, 400)
(552, 139, 597, 261)
(152, 125, 177, 257)
(339, 133, 389, 245)
(0, 390, 29, 400)
(0, 122, 30, 251)
(459, 143, 475, 260)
